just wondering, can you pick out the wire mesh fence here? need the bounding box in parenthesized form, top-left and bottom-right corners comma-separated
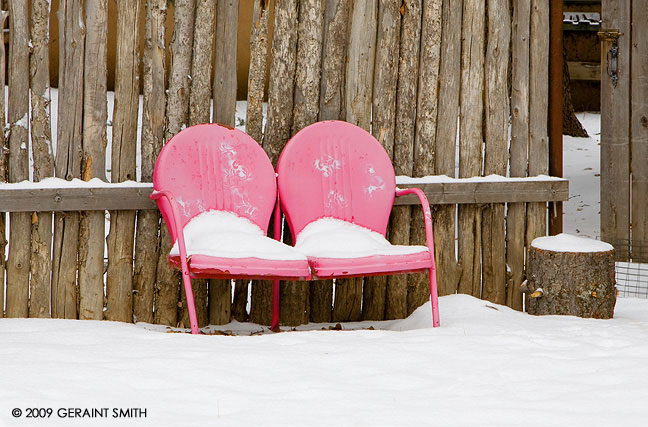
(610, 239, 648, 298)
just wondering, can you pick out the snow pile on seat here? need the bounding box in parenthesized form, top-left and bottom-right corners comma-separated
(531, 233, 614, 253)
(170, 210, 306, 261)
(295, 217, 428, 259)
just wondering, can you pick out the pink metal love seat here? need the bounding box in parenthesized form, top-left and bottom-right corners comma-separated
(276, 120, 440, 327)
(152, 124, 310, 334)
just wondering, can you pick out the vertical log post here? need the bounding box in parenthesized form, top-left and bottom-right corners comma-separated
(29, 0, 55, 318)
(237, 0, 270, 323)
(482, 0, 510, 305)
(363, 0, 400, 321)
(6, 0, 31, 318)
(312, 0, 350, 323)
(134, 0, 166, 325)
(334, 0, 377, 322)
(276, 0, 324, 327)
(387, 0, 421, 319)
(209, 0, 239, 326)
(52, 0, 84, 320)
(252, 0, 298, 326)
(507, 0, 531, 311)
(526, 0, 549, 251)
(184, 0, 217, 328)
(106, 0, 141, 323)
(79, 0, 108, 321)
(0, 10, 8, 319)
(409, 0, 442, 315)
(434, 0, 462, 297)
(156, 0, 196, 327)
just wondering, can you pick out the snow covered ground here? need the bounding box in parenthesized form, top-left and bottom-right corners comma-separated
(2, 295, 648, 427)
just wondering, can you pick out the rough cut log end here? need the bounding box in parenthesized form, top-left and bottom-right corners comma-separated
(526, 234, 616, 319)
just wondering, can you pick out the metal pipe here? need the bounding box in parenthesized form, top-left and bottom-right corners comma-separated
(548, 0, 564, 235)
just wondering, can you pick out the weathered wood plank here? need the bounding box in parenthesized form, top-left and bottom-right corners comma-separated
(334, 0, 377, 322)
(51, 0, 85, 320)
(526, 0, 549, 253)
(29, 0, 55, 319)
(0, 179, 567, 212)
(363, 0, 400, 321)
(318, 0, 350, 122)
(280, 0, 324, 327)
(482, 0, 510, 306)
(507, 0, 530, 311)
(386, 0, 421, 320)
(600, 0, 631, 260)
(567, 61, 600, 81)
(631, 0, 648, 261)
(78, 0, 108, 321)
(408, 0, 442, 315)
(245, 0, 270, 143)
(185, 0, 217, 328)
(0, 10, 6, 318)
(252, 0, 299, 326)
(457, 0, 485, 299)
(156, 0, 196, 327)
(133, 0, 166, 325)
(6, 0, 31, 318)
(433, 0, 462, 297)
(213, 0, 239, 127)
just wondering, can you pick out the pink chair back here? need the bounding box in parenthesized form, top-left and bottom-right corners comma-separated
(277, 121, 396, 239)
(153, 124, 277, 243)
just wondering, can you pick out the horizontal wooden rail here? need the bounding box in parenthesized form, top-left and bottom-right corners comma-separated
(394, 178, 569, 205)
(0, 177, 568, 212)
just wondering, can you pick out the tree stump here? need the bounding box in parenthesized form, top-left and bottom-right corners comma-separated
(525, 234, 616, 319)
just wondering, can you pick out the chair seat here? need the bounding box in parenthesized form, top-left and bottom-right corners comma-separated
(169, 210, 310, 280)
(295, 217, 432, 278)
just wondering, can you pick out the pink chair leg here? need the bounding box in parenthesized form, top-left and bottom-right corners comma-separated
(428, 267, 440, 327)
(180, 268, 200, 334)
(271, 279, 280, 331)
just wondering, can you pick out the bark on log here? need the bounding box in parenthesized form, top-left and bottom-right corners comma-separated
(156, 0, 196, 327)
(106, 0, 141, 323)
(134, 0, 166, 325)
(245, 0, 270, 143)
(209, 0, 239, 326)
(318, 0, 350, 122)
(409, 0, 441, 315)
(238, 0, 269, 323)
(189, 0, 216, 125)
(526, 0, 549, 254)
(334, 0, 377, 322)
(507, 0, 530, 311)
(363, 0, 400, 321)
(311, 0, 350, 323)
(279, 0, 324, 327)
(526, 239, 616, 319)
(0, 10, 7, 319)
(79, 0, 108, 321)
(252, 0, 298, 326)
(434, 0, 462, 297)
(482, 0, 510, 306)
(387, 0, 421, 320)
(52, 0, 85, 320)
(6, 0, 31, 318)
(29, 0, 55, 318)
(562, 49, 587, 137)
(183, 0, 216, 328)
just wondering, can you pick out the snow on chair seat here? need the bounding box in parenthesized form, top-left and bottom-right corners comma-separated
(277, 120, 440, 327)
(151, 123, 310, 334)
(168, 210, 309, 279)
(295, 217, 432, 278)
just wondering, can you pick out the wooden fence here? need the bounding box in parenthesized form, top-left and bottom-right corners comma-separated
(0, 0, 553, 328)
(600, 0, 648, 263)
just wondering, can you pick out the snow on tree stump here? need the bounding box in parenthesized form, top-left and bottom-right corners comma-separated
(525, 234, 616, 319)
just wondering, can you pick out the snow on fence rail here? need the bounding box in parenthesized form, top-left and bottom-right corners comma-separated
(0, 1, 552, 329)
